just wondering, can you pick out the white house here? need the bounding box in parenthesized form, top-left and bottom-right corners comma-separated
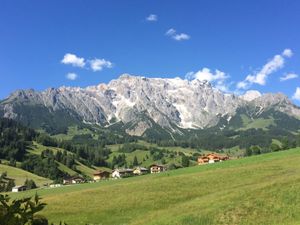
(150, 164, 166, 174)
(49, 184, 63, 188)
(12, 185, 27, 192)
(112, 169, 134, 179)
(63, 176, 85, 185)
(112, 170, 121, 179)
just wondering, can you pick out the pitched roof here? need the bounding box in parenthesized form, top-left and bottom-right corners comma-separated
(93, 170, 110, 176)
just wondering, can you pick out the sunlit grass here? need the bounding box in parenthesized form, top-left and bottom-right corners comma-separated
(9, 148, 300, 225)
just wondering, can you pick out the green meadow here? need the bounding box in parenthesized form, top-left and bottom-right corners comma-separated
(9, 148, 300, 225)
(0, 164, 51, 186)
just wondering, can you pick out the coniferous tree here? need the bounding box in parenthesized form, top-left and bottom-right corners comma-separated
(181, 155, 190, 167)
(24, 179, 37, 190)
(133, 156, 138, 166)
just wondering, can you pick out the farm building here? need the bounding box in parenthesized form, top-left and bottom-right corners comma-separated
(112, 169, 134, 179)
(49, 184, 63, 188)
(93, 171, 110, 181)
(133, 167, 148, 175)
(63, 176, 85, 185)
(12, 185, 27, 192)
(150, 164, 166, 174)
(198, 153, 229, 165)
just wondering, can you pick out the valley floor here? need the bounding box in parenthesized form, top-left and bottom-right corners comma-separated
(10, 148, 300, 225)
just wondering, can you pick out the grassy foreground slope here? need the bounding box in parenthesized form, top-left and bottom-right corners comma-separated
(0, 164, 52, 186)
(11, 148, 300, 225)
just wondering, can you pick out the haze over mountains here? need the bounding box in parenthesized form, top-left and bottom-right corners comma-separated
(1, 74, 300, 137)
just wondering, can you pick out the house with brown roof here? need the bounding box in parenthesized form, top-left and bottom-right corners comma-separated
(112, 168, 134, 179)
(133, 167, 148, 175)
(93, 171, 110, 181)
(63, 175, 85, 185)
(149, 164, 166, 174)
(198, 153, 229, 165)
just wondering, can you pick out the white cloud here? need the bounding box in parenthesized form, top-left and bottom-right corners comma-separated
(61, 53, 85, 68)
(236, 81, 249, 89)
(280, 73, 298, 81)
(292, 87, 300, 101)
(146, 14, 157, 21)
(236, 49, 293, 89)
(187, 68, 228, 82)
(173, 33, 190, 41)
(245, 55, 284, 85)
(166, 28, 176, 36)
(186, 67, 230, 92)
(89, 58, 113, 72)
(166, 28, 190, 41)
(282, 48, 293, 58)
(66, 72, 78, 80)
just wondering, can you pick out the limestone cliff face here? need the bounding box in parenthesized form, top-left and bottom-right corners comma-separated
(1, 74, 300, 136)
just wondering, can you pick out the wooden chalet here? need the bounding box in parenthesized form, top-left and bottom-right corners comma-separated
(133, 167, 149, 175)
(149, 164, 166, 174)
(93, 170, 110, 181)
(63, 175, 85, 185)
(198, 153, 229, 165)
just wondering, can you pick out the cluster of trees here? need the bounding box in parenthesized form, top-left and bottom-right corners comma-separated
(36, 134, 112, 168)
(150, 127, 300, 155)
(0, 172, 15, 192)
(244, 137, 298, 157)
(0, 118, 36, 162)
(42, 149, 76, 171)
(149, 147, 164, 161)
(24, 179, 37, 190)
(21, 154, 65, 181)
(118, 143, 147, 153)
(111, 154, 127, 169)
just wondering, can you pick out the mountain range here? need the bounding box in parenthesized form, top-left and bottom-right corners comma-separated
(1, 74, 300, 139)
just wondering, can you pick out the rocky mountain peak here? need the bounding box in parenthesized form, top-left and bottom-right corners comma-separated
(1, 74, 299, 136)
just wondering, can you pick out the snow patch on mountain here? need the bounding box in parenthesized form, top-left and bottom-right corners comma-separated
(1, 74, 300, 136)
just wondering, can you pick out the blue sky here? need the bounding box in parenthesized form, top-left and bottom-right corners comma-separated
(1, 0, 300, 102)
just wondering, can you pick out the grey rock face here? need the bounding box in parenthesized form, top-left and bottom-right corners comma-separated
(1, 74, 300, 135)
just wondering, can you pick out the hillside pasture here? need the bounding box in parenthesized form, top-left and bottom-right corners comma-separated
(10, 148, 300, 225)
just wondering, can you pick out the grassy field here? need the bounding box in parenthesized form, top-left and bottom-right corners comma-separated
(240, 114, 275, 130)
(10, 148, 300, 225)
(0, 164, 52, 186)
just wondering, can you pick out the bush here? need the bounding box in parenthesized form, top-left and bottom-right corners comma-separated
(0, 193, 47, 225)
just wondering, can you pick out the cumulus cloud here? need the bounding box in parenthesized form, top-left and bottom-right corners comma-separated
(61, 53, 113, 73)
(66, 72, 78, 80)
(89, 58, 113, 72)
(61, 53, 85, 68)
(166, 28, 190, 41)
(236, 49, 293, 89)
(282, 49, 293, 57)
(146, 14, 157, 21)
(292, 87, 300, 101)
(280, 73, 298, 81)
(186, 68, 230, 92)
